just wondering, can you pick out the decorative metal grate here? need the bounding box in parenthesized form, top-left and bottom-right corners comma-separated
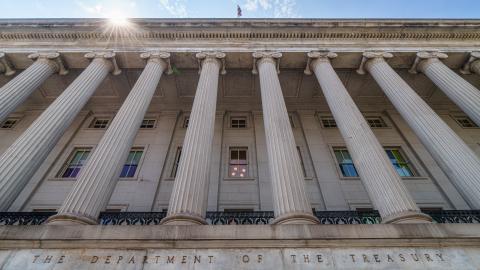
(0, 212, 55, 225)
(424, 210, 480, 224)
(99, 212, 167, 225)
(0, 210, 479, 225)
(206, 211, 274, 225)
(315, 211, 381, 224)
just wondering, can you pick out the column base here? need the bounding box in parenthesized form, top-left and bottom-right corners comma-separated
(381, 210, 432, 224)
(160, 213, 207, 225)
(46, 213, 98, 225)
(272, 212, 320, 225)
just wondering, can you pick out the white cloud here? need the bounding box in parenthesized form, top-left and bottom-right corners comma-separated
(158, 0, 188, 17)
(273, 0, 299, 18)
(242, 0, 299, 18)
(76, 1, 104, 16)
(244, 0, 271, 11)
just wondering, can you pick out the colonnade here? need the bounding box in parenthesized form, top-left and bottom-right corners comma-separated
(0, 50, 479, 225)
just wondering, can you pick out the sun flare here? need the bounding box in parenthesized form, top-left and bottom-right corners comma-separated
(108, 12, 130, 27)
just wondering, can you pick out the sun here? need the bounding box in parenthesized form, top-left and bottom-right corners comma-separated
(107, 12, 130, 27)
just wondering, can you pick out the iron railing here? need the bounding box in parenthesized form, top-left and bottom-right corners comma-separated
(1, 210, 479, 225)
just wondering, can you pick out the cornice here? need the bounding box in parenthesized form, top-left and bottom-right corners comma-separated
(2, 30, 479, 41)
(0, 19, 479, 42)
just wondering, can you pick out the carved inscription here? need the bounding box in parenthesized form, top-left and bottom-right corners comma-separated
(2, 248, 474, 269)
(29, 251, 447, 266)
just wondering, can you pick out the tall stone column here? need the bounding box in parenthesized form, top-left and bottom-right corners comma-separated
(358, 51, 480, 209)
(253, 52, 319, 224)
(0, 52, 119, 211)
(461, 52, 480, 76)
(0, 52, 68, 123)
(47, 52, 169, 225)
(410, 51, 480, 126)
(161, 52, 225, 225)
(306, 52, 430, 223)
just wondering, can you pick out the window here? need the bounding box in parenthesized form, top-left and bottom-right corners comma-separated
(230, 116, 247, 128)
(385, 148, 415, 177)
(296, 146, 307, 177)
(183, 116, 190, 128)
(333, 147, 416, 178)
(366, 116, 387, 128)
(120, 149, 143, 178)
(170, 147, 182, 178)
(321, 117, 337, 128)
(58, 148, 91, 178)
(0, 118, 19, 129)
(229, 147, 248, 178)
(140, 119, 156, 129)
(89, 118, 109, 129)
(333, 148, 359, 177)
(453, 116, 478, 128)
(289, 115, 295, 128)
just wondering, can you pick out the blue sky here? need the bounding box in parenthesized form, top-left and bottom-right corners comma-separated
(0, 0, 479, 19)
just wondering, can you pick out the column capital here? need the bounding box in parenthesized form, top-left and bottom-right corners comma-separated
(409, 51, 448, 74)
(460, 51, 480, 75)
(196, 51, 226, 75)
(28, 52, 69, 75)
(252, 51, 282, 74)
(356, 51, 393, 75)
(304, 51, 337, 75)
(0, 52, 16, 76)
(140, 51, 172, 74)
(84, 51, 121, 75)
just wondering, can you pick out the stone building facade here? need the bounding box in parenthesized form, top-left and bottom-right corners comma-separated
(0, 19, 479, 269)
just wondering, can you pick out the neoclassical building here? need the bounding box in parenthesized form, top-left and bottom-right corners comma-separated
(0, 19, 479, 269)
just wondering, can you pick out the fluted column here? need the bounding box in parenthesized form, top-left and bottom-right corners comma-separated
(0, 52, 68, 123)
(161, 52, 225, 225)
(253, 52, 319, 224)
(358, 51, 480, 209)
(47, 52, 169, 225)
(0, 52, 119, 211)
(410, 51, 480, 126)
(307, 52, 430, 223)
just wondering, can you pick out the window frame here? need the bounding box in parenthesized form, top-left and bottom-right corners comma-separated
(230, 116, 248, 129)
(332, 147, 360, 178)
(170, 146, 183, 178)
(88, 118, 110, 129)
(296, 146, 308, 178)
(289, 114, 296, 128)
(365, 116, 388, 128)
(319, 116, 337, 128)
(56, 147, 93, 179)
(384, 147, 417, 177)
(140, 118, 157, 129)
(182, 115, 190, 128)
(119, 147, 145, 179)
(0, 118, 20, 129)
(451, 115, 478, 129)
(331, 145, 421, 179)
(227, 146, 249, 179)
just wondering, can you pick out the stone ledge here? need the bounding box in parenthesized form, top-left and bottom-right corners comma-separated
(0, 224, 479, 249)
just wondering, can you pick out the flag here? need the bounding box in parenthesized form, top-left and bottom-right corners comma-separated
(237, 5, 242, 17)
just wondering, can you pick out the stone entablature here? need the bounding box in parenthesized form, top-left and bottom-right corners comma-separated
(1, 19, 480, 41)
